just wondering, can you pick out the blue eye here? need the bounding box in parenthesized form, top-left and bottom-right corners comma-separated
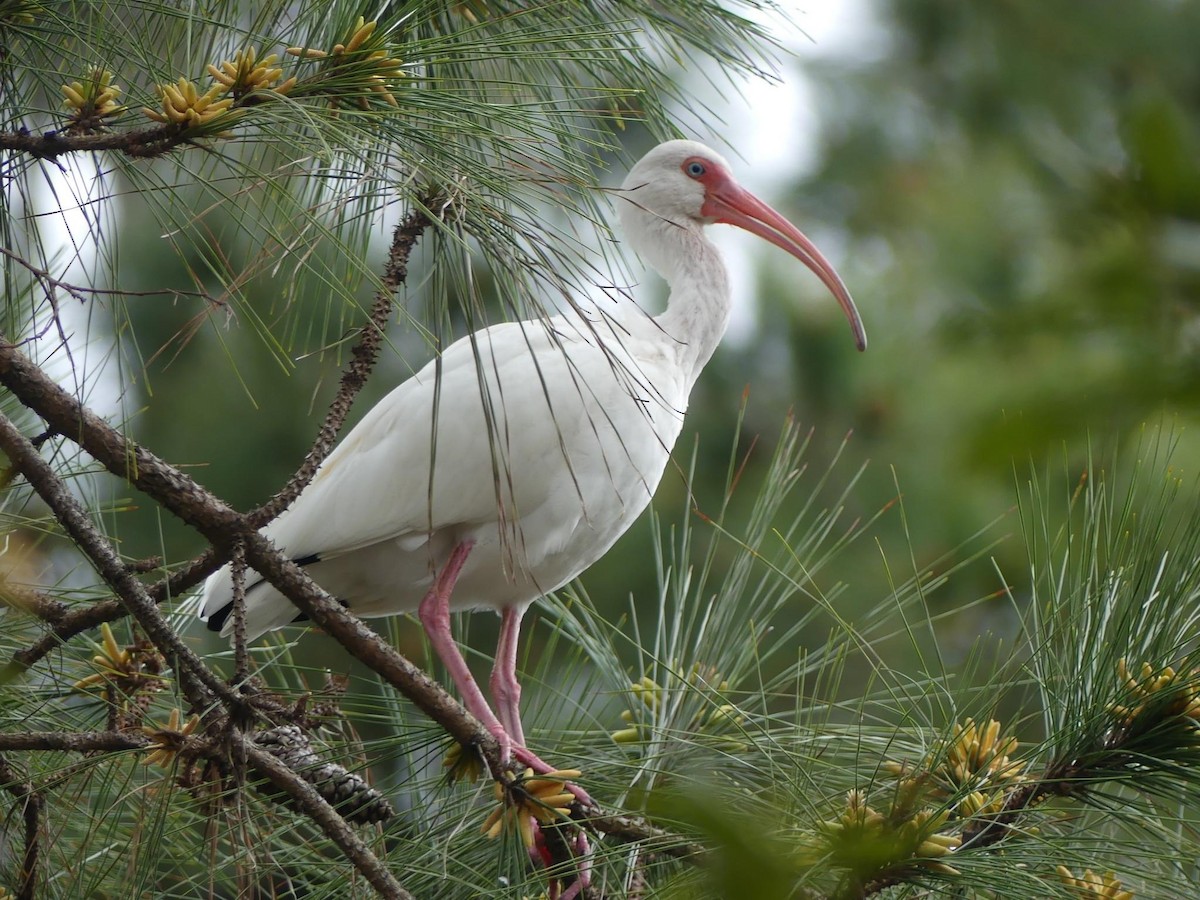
(685, 160, 705, 178)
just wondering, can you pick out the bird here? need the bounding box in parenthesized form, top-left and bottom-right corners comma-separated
(200, 139, 867, 774)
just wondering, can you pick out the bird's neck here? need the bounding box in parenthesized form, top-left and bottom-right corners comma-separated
(651, 227, 732, 386)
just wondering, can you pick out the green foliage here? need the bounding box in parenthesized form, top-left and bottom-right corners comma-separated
(611, 429, 1200, 900)
(822, 0, 1200, 440)
(667, 0, 1200, 629)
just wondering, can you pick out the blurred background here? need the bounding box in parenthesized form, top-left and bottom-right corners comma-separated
(25, 0, 1200, 697)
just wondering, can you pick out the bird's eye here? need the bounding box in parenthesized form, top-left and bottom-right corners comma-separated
(685, 160, 706, 178)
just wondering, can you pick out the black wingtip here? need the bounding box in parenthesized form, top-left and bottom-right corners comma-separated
(205, 603, 232, 633)
(203, 553, 322, 635)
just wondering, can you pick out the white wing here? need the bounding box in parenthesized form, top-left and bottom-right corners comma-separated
(200, 312, 687, 636)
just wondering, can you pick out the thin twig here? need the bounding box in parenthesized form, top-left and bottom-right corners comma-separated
(0, 753, 41, 900)
(0, 246, 221, 308)
(7, 548, 219, 674)
(246, 204, 433, 528)
(129, 554, 165, 573)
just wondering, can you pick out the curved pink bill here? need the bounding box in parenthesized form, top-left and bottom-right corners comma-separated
(703, 181, 868, 352)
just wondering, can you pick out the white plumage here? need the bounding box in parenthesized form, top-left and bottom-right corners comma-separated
(200, 139, 866, 764)
(202, 313, 689, 638)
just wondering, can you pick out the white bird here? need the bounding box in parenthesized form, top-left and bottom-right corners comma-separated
(200, 139, 866, 771)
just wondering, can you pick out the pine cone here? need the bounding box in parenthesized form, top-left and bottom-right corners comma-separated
(253, 724, 394, 826)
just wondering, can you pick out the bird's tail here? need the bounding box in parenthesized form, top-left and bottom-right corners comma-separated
(198, 560, 314, 641)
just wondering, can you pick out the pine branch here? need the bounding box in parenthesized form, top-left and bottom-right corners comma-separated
(0, 580, 67, 625)
(0, 731, 150, 752)
(241, 736, 414, 899)
(0, 122, 206, 161)
(0, 753, 40, 900)
(6, 550, 218, 674)
(584, 812, 704, 861)
(0, 411, 237, 711)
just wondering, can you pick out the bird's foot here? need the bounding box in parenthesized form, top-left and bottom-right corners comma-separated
(480, 765, 592, 895)
(531, 813, 592, 899)
(512, 749, 593, 896)
(480, 766, 586, 854)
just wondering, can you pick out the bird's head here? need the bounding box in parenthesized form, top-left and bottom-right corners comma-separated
(619, 140, 723, 225)
(618, 139, 867, 351)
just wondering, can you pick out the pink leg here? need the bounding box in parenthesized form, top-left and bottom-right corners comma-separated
(491, 608, 593, 807)
(491, 606, 595, 807)
(422, 548, 591, 887)
(417, 540, 513, 760)
(490, 605, 526, 747)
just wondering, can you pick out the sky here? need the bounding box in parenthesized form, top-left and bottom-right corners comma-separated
(733, 0, 877, 183)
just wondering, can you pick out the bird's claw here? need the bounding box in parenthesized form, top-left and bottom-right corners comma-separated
(531, 812, 592, 900)
(515, 748, 594, 895)
(479, 757, 593, 895)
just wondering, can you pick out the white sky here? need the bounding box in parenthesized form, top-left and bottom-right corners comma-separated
(734, 0, 877, 184)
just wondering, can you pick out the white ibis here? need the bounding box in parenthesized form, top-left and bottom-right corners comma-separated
(200, 139, 866, 773)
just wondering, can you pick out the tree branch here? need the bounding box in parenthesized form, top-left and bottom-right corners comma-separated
(247, 204, 433, 528)
(0, 412, 235, 710)
(0, 202, 500, 744)
(6, 549, 218, 674)
(583, 812, 703, 861)
(0, 753, 41, 900)
(0, 580, 67, 625)
(0, 122, 214, 161)
(0, 731, 149, 753)
(241, 737, 413, 899)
